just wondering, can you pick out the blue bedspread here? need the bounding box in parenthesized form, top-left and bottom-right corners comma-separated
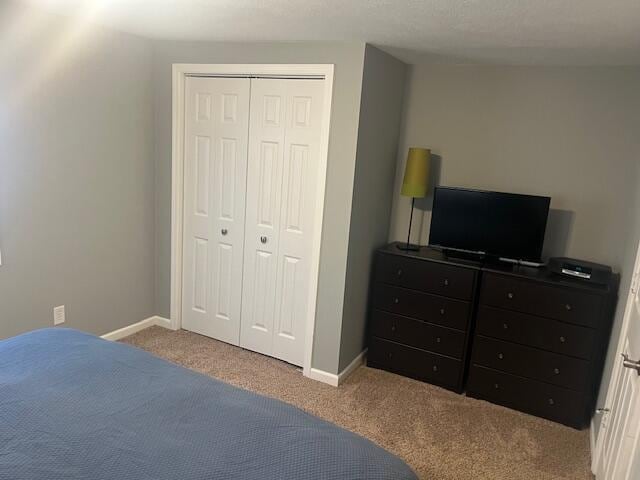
(0, 328, 416, 480)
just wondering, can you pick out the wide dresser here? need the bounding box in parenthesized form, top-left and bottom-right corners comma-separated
(367, 243, 619, 428)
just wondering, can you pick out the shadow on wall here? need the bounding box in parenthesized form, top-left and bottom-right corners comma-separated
(542, 209, 575, 259)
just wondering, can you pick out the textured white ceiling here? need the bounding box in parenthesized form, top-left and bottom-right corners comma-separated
(17, 0, 640, 65)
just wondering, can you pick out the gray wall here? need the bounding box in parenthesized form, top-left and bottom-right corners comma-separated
(0, 2, 155, 338)
(152, 41, 366, 374)
(338, 46, 407, 371)
(391, 65, 640, 270)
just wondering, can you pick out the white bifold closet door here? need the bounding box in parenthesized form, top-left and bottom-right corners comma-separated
(240, 79, 324, 366)
(182, 77, 250, 344)
(182, 76, 324, 368)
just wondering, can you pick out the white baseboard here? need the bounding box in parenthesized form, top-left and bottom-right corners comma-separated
(306, 349, 367, 387)
(153, 316, 173, 330)
(101, 316, 172, 341)
(307, 368, 339, 387)
(338, 349, 367, 384)
(103, 319, 366, 388)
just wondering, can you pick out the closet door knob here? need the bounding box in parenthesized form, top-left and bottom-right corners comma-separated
(559, 336, 566, 343)
(221, 228, 228, 236)
(260, 236, 268, 244)
(502, 323, 509, 330)
(507, 292, 514, 299)
(565, 304, 572, 311)
(497, 353, 504, 360)
(396, 269, 403, 277)
(443, 279, 450, 286)
(439, 308, 446, 315)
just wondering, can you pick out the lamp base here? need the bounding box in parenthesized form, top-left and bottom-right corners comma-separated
(396, 243, 421, 252)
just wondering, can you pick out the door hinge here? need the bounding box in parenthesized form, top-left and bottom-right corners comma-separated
(597, 408, 611, 430)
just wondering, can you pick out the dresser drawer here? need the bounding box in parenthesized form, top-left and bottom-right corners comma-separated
(476, 306, 596, 359)
(467, 366, 587, 428)
(373, 283, 470, 331)
(368, 337, 462, 389)
(480, 273, 603, 327)
(370, 310, 466, 358)
(471, 335, 590, 391)
(376, 252, 475, 300)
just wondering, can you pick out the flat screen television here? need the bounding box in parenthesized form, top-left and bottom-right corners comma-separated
(428, 187, 551, 263)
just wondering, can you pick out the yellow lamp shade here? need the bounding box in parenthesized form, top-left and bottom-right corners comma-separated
(400, 148, 431, 198)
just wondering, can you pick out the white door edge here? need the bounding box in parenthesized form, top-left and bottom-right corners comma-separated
(170, 64, 335, 379)
(592, 238, 640, 475)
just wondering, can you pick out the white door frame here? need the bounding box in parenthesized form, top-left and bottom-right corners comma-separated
(170, 64, 334, 378)
(592, 237, 640, 474)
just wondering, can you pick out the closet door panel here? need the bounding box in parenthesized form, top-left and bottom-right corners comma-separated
(183, 77, 250, 345)
(183, 130, 211, 329)
(240, 82, 286, 357)
(272, 80, 325, 366)
(241, 79, 324, 366)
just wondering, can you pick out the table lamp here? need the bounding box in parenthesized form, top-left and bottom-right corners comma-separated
(398, 147, 431, 251)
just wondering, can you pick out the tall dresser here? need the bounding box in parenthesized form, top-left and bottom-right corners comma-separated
(367, 243, 481, 392)
(466, 266, 619, 428)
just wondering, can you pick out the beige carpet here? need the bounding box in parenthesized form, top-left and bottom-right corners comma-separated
(121, 326, 593, 480)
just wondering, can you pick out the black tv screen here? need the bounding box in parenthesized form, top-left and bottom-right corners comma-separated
(428, 187, 551, 262)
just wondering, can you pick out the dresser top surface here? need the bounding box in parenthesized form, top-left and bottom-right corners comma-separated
(380, 242, 619, 295)
(379, 243, 483, 270)
(482, 262, 619, 295)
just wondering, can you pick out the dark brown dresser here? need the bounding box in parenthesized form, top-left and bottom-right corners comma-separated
(366, 243, 619, 428)
(467, 265, 619, 428)
(367, 243, 481, 392)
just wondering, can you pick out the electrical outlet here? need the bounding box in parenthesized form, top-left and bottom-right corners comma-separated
(53, 305, 65, 325)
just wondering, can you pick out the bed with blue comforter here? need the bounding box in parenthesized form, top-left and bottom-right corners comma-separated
(0, 328, 416, 480)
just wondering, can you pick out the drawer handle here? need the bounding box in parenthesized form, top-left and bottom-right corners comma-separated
(432, 365, 438, 372)
(497, 353, 504, 360)
(559, 336, 566, 343)
(388, 352, 393, 359)
(443, 279, 450, 286)
(439, 308, 446, 315)
(507, 292, 514, 299)
(391, 325, 396, 332)
(494, 383, 500, 389)
(565, 304, 572, 311)
(548, 398, 555, 406)
(554, 368, 560, 375)
(436, 337, 442, 343)
(502, 323, 509, 330)
(397, 269, 403, 277)
(393, 298, 399, 304)
(221, 228, 228, 236)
